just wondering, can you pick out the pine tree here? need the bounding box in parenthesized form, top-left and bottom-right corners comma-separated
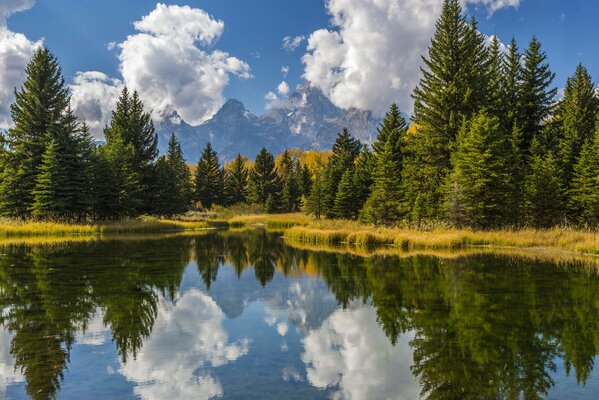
(361, 133, 403, 226)
(0, 47, 71, 217)
(281, 166, 301, 213)
(556, 65, 599, 190)
(299, 163, 312, 198)
(517, 36, 557, 154)
(353, 146, 375, 213)
(224, 154, 249, 205)
(195, 142, 223, 209)
(444, 112, 511, 228)
(104, 87, 159, 213)
(155, 134, 192, 216)
(524, 136, 564, 228)
(321, 129, 361, 217)
(248, 148, 282, 205)
(265, 193, 282, 214)
(31, 139, 69, 219)
(306, 173, 324, 220)
(334, 170, 358, 219)
(372, 104, 408, 156)
(503, 38, 522, 130)
(487, 36, 508, 122)
(568, 130, 599, 226)
(407, 0, 489, 219)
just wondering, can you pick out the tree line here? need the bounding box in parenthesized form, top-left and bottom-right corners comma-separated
(0, 0, 597, 228)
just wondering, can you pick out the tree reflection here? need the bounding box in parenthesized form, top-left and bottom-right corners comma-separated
(0, 231, 599, 399)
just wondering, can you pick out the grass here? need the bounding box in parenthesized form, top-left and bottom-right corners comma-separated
(0, 218, 224, 238)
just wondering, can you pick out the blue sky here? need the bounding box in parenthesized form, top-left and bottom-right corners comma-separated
(1, 0, 598, 134)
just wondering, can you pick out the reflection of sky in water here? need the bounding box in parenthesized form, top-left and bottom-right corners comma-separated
(2, 261, 599, 399)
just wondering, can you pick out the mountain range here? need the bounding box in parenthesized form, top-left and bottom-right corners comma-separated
(155, 83, 382, 162)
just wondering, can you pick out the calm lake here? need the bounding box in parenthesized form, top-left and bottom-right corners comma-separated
(1, 229, 599, 399)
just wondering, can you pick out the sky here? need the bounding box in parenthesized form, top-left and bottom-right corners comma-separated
(1, 0, 598, 137)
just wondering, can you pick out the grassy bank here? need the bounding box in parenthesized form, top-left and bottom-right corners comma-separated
(223, 213, 599, 256)
(0, 219, 222, 238)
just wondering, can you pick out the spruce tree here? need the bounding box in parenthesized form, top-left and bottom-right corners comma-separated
(503, 38, 522, 130)
(372, 104, 407, 156)
(155, 134, 192, 216)
(568, 130, 599, 226)
(195, 142, 223, 209)
(407, 0, 489, 219)
(224, 154, 249, 205)
(361, 133, 403, 226)
(248, 148, 282, 206)
(524, 136, 564, 228)
(353, 146, 375, 213)
(281, 167, 301, 213)
(306, 173, 324, 220)
(517, 36, 557, 154)
(0, 47, 71, 217)
(104, 87, 159, 212)
(444, 112, 511, 228)
(31, 139, 69, 219)
(334, 170, 358, 219)
(487, 36, 508, 122)
(299, 163, 313, 198)
(556, 65, 598, 190)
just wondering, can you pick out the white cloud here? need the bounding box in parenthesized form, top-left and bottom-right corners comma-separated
(120, 289, 250, 400)
(281, 66, 290, 77)
(0, 1, 42, 129)
(71, 3, 251, 135)
(70, 72, 123, 138)
(277, 81, 290, 96)
(302, 0, 520, 115)
(0, 0, 35, 24)
(276, 322, 289, 336)
(301, 305, 419, 400)
(282, 35, 306, 52)
(75, 309, 110, 346)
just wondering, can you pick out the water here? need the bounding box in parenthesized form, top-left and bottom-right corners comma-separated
(0, 229, 598, 400)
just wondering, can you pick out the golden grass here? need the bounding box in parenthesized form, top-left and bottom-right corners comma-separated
(0, 219, 224, 238)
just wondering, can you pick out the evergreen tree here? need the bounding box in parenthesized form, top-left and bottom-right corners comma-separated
(155, 134, 192, 216)
(556, 64, 599, 190)
(265, 193, 282, 214)
(524, 137, 564, 228)
(568, 130, 599, 226)
(195, 142, 223, 209)
(361, 132, 404, 226)
(248, 148, 282, 205)
(407, 0, 489, 219)
(281, 166, 301, 213)
(31, 139, 69, 219)
(503, 38, 522, 130)
(0, 47, 71, 217)
(334, 170, 358, 219)
(306, 173, 324, 220)
(224, 154, 249, 205)
(517, 36, 557, 154)
(372, 104, 408, 156)
(104, 88, 159, 212)
(353, 146, 376, 213)
(321, 129, 361, 217)
(444, 112, 511, 228)
(487, 36, 508, 122)
(506, 124, 527, 226)
(299, 163, 312, 198)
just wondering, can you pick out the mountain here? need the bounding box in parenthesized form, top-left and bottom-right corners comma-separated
(156, 83, 382, 162)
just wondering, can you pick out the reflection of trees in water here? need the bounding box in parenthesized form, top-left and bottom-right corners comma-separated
(311, 252, 599, 400)
(1, 232, 599, 399)
(0, 237, 193, 399)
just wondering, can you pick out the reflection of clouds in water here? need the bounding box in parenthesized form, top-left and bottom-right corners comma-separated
(0, 325, 24, 396)
(76, 309, 109, 346)
(277, 322, 289, 337)
(302, 306, 419, 400)
(120, 289, 249, 400)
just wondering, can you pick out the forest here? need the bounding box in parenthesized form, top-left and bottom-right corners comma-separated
(0, 0, 597, 230)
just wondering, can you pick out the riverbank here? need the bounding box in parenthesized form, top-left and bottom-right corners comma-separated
(224, 214, 599, 256)
(0, 219, 224, 238)
(0, 213, 597, 256)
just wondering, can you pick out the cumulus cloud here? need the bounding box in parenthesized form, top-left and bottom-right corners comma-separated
(0, 1, 42, 129)
(120, 289, 250, 400)
(70, 72, 123, 138)
(302, 305, 419, 400)
(282, 35, 306, 52)
(281, 66, 290, 77)
(302, 0, 520, 115)
(75, 309, 111, 346)
(71, 3, 251, 135)
(0, 0, 35, 24)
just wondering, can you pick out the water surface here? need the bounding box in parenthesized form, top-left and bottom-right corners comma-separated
(1, 230, 598, 399)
